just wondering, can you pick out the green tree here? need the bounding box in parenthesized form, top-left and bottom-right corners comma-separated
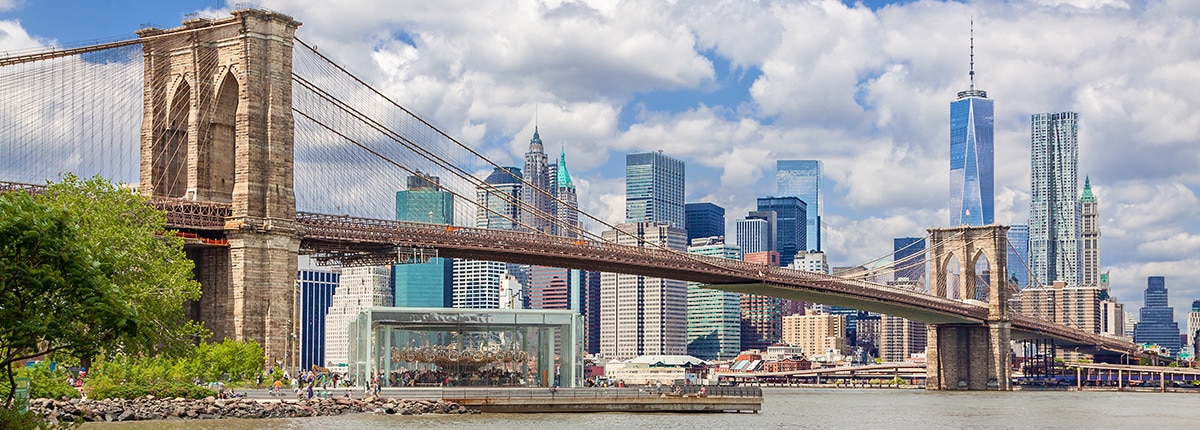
(0, 175, 203, 406)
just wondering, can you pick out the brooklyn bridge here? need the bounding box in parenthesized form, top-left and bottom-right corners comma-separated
(0, 8, 1140, 390)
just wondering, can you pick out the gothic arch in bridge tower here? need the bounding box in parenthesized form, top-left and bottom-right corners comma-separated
(152, 78, 191, 199)
(927, 226, 1008, 308)
(971, 252, 991, 303)
(207, 70, 238, 203)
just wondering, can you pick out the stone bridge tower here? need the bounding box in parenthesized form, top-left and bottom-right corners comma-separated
(925, 225, 1011, 390)
(137, 9, 301, 364)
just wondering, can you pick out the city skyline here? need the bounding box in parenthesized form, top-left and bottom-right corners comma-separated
(2, 0, 1199, 317)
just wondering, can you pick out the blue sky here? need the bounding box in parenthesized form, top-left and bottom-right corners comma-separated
(3, 0, 1200, 322)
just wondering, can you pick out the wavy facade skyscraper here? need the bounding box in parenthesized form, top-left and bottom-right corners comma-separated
(1029, 112, 1081, 286)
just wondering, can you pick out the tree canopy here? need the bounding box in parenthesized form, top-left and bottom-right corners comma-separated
(0, 175, 204, 405)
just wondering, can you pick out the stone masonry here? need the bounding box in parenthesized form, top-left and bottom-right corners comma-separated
(925, 225, 1012, 390)
(137, 9, 302, 364)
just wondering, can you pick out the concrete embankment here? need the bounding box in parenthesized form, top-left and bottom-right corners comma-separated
(29, 395, 475, 424)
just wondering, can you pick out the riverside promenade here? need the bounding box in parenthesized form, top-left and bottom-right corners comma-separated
(240, 386, 762, 413)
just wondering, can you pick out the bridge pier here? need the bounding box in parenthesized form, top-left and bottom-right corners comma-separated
(926, 321, 1010, 390)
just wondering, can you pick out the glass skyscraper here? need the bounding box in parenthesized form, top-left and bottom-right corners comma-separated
(394, 174, 454, 308)
(685, 202, 725, 242)
(949, 83, 994, 225)
(1133, 276, 1181, 357)
(893, 237, 926, 286)
(626, 151, 685, 228)
(687, 237, 743, 360)
(1029, 112, 1081, 286)
(299, 267, 339, 371)
(1006, 224, 1030, 290)
(776, 160, 822, 252)
(757, 196, 806, 267)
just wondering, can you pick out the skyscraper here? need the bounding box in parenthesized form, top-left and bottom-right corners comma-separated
(757, 196, 807, 267)
(626, 151, 685, 228)
(477, 167, 523, 230)
(893, 237, 926, 286)
(521, 127, 554, 234)
(736, 213, 775, 255)
(1029, 112, 1082, 286)
(1133, 276, 1181, 356)
(600, 222, 688, 359)
(394, 174, 454, 308)
(298, 265, 339, 371)
(459, 167, 525, 309)
(1188, 300, 1200, 355)
(685, 202, 725, 242)
(741, 251, 782, 351)
(324, 265, 392, 368)
(1080, 177, 1100, 287)
(686, 237, 742, 360)
(776, 160, 822, 252)
(1006, 224, 1030, 290)
(553, 147, 580, 238)
(949, 25, 994, 226)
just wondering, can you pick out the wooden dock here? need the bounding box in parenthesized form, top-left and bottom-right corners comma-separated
(379, 386, 763, 413)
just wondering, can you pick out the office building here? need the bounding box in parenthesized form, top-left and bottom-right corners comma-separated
(736, 215, 774, 255)
(790, 251, 830, 274)
(394, 174, 454, 308)
(298, 265, 339, 371)
(757, 196, 807, 266)
(1006, 224, 1030, 289)
(878, 281, 926, 362)
(1134, 277, 1182, 356)
(581, 270, 603, 355)
(1187, 300, 1200, 355)
(949, 29, 994, 226)
(521, 128, 554, 234)
(452, 260, 506, 309)
(323, 265, 392, 368)
(893, 237, 926, 286)
(1100, 296, 1126, 339)
(685, 202, 725, 242)
(600, 222, 688, 359)
(1011, 280, 1101, 334)
(625, 151, 685, 228)
(1080, 178, 1100, 287)
(553, 148, 580, 238)
(741, 251, 782, 351)
(1029, 112, 1082, 286)
(686, 237, 743, 360)
(477, 167, 523, 230)
(776, 160, 822, 252)
(782, 312, 846, 357)
(499, 273, 525, 309)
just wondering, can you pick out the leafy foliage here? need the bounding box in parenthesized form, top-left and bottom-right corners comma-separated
(88, 381, 215, 401)
(183, 340, 265, 383)
(84, 340, 262, 399)
(0, 407, 80, 430)
(0, 175, 203, 406)
(0, 363, 79, 401)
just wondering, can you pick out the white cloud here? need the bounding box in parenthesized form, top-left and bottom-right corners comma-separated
(9, 0, 1200, 314)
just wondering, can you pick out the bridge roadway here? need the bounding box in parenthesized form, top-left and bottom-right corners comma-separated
(0, 181, 1138, 356)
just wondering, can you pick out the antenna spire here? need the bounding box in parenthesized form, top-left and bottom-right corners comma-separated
(969, 19, 975, 91)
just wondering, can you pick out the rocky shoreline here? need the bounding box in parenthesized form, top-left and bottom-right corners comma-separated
(29, 395, 477, 423)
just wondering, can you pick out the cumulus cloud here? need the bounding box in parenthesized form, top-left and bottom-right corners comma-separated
(8, 0, 1199, 313)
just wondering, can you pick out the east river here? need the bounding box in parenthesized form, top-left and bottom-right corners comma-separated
(83, 388, 1200, 429)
